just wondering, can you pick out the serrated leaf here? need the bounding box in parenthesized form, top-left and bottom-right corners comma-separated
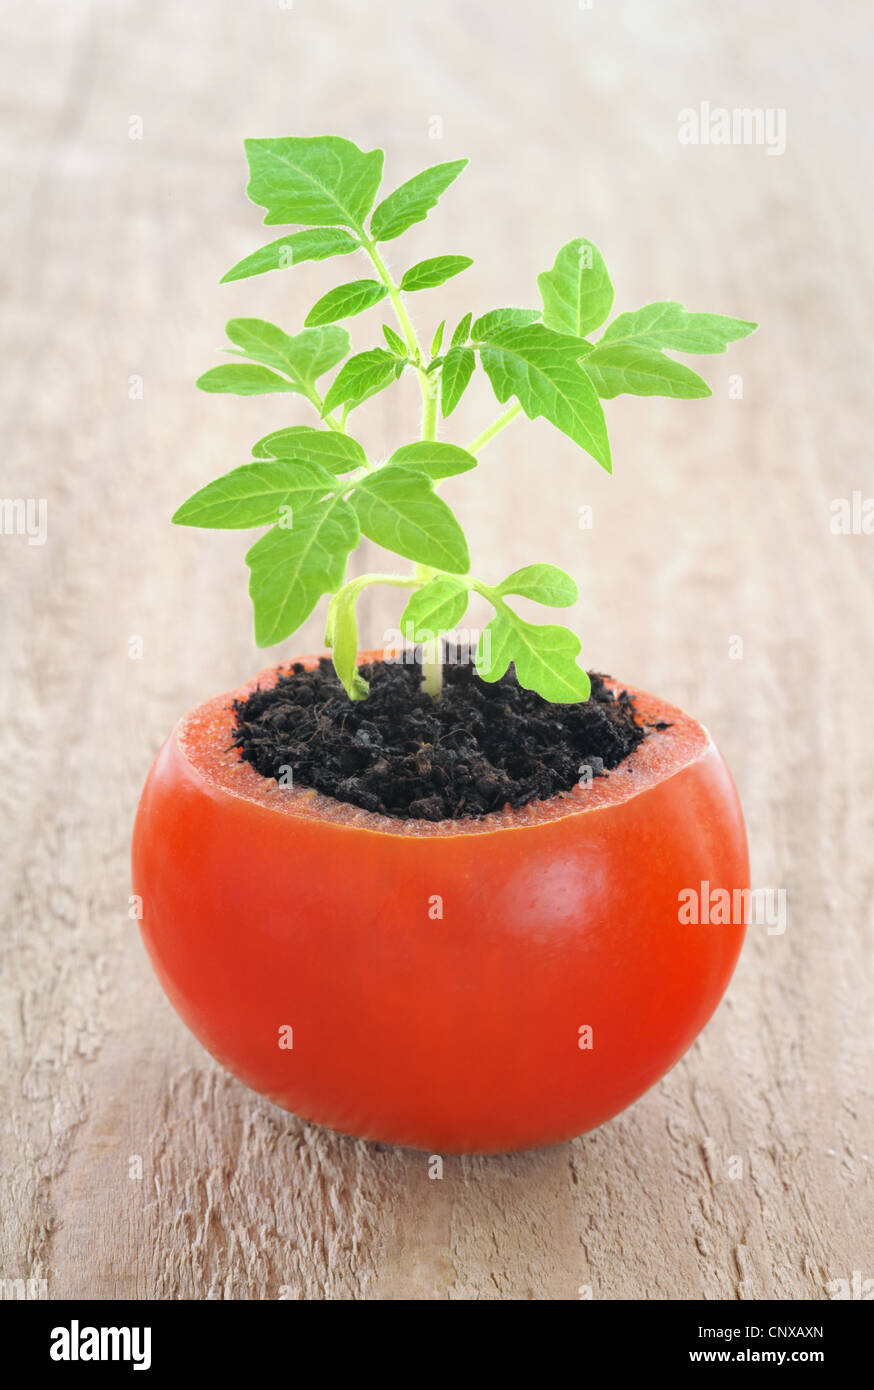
(497, 563, 578, 607)
(251, 425, 367, 474)
(440, 345, 475, 418)
(537, 237, 614, 337)
(224, 319, 349, 389)
(401, 577, 469, 641)
(476, 610, 591, 703)
(196, 364, 297, 395)
(430, 320, 446, 356)
(245, 495, 359, 646)
(382, 323, 408, 357)
(386, 441, 477, 479)
(221, 228, 359, 283)
(244, 135, 384, 229)
(400, 255, 473, 293)
(369, 159, 468, 242)
(172, 458, 336, 529)
(305, 279, 388, 327)
(328, 592, 369, 700)
(450, 312, 473, 347)
(322, 348, 400, 414)
(476, 322, 612, 472)
(582, 343, 711, 399)
(599, 301, 757, 353)
(471, 308, 541, 338)
(352, 467, 469, 573)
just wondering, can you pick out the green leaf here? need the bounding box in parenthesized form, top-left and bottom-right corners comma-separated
(352, 467, 470, 573)
(430, 320, 446, 356)
(401, 577, 469, 641)
(386, 441, 477, 479)
(598, 301, 757, 354)
(220, 228, 359, 283)
(369, 159, 468, 242)
(382, 323, 408, 357)
(172, 458, 335, 529)
(196, 364, 297, 395)
(582, 343, 711, 399)
(476, 322, 612, 472)
(305, 279, 387, 326)
(245, 495, 359, 646)
(497, 563, 578, 607)
(251, 425, 367, 474)
(322, 348, 400, 414)
(224, 319, 349, 389)
(400, 255, 473, 292)
(471, 308, 541, 338)
(450, 312, 473, 347)
(440, 345, 476, 417)
(537, 238, 614, 337)
(244, 135, 384, 229)
(476, 610, 591, 702)
(327, 592, 369, 700)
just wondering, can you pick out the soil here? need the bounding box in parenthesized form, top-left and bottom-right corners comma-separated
(231, 653, 651, 821)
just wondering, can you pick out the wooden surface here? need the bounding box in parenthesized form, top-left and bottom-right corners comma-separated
(1, 0, 872, 1300)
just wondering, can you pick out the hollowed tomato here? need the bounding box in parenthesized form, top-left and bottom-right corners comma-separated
(132, 656, 748, 1153)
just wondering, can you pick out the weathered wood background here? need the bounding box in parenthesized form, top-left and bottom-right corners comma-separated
(1, 0, 871, 1300)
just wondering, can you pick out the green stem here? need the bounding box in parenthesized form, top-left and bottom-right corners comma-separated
(466, 401, 523, 455)
(342, 570, 420, 601)
(304, 384, 345, 433)
(421, 372, 439, 441)
(414, 562, 442, 698)
(326, 571, 422, 647)
(361, 237, 423, 363)
(360, 234, 436, 434)
(420, 644, 442, 698)
(360, 233, 446, 695)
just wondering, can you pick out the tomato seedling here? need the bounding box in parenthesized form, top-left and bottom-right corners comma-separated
(173, 135, 756, 702)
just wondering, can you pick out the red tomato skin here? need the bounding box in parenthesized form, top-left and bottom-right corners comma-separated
(132, 677, 748, 1154)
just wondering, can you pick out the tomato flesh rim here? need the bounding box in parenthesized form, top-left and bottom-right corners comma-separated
(173, 653, 714, 841)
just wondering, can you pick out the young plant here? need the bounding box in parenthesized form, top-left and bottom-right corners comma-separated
(174, 135, 756, 703)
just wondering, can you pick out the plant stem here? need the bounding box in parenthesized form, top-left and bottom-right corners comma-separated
(353, 236, 528, 698)
(414, 561, 439, 695)
(345, 571, 421, 604)
(420, 645, 442, 698)
(326, 571, 421, 646)
(360, 234, 439, 440)
(304, 383, 345, 432)
(414, 562, 443, 698)
(466, 401, 523, 455)
(421, 372, 439, 441)
(362, 238, 420, 353)
(360, 234, 447, 697)
(361, 235, 428, 379)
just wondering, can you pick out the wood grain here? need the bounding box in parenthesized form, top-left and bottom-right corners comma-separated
(1, 0, 871, 1301)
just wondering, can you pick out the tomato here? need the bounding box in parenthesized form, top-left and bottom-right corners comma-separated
(132, 656, 748, 1153)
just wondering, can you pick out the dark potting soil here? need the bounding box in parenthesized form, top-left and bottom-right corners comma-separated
(231, 655, 650, 822)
